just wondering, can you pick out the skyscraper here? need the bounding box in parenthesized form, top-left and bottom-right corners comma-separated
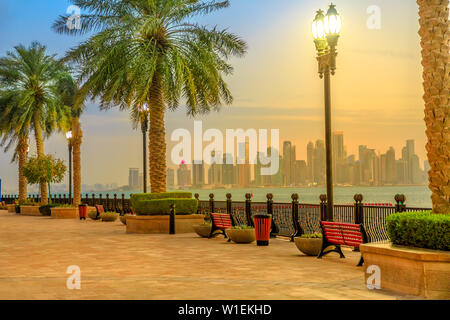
(166, 168, 175, 187)
(177, 162, 191, 187)
(192, 162, 205, 187)
(386, 147, 396, 184)
(307, 142, 314, 182)
(208, 151, 222, 186)
(128, 168, 139, 190)
(222, 153, 235, 185)
(282, 141, 294, 185)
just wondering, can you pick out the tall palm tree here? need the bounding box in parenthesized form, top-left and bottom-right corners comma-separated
(417, 0, 449, 214)
(0, 96, 29, 202)
(54, 0, 247, 193)
(57, 74, 85, 206)
(0, 42, 71, 204)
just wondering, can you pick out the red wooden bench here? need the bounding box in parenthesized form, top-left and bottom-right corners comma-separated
(318, 221, 368, 266)
(209, 213, 234, 241)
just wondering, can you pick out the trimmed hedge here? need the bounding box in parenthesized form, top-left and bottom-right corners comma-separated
(386, 211, 450, 251)
(131, 192, 192, 207)
(133, 198, 198, 216)
(39, 204, 59, 216)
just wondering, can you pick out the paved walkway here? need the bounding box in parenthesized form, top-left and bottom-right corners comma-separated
(0, 210, 419, 300)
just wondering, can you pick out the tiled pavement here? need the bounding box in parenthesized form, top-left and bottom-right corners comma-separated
(0, 210, 420, 300)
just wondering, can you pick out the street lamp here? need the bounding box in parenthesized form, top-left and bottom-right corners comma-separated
(138, 104, 149, 193)
(312, 3, 341, 221)
(66, 131, 73, 204)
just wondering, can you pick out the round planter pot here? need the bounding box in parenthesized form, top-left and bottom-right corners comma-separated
(193, 224, 212, 238)
(294, 237, 323, 256)
(225, 229, 256, 244)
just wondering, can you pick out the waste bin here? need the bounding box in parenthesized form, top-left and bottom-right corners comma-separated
(78, 204, 87, 220)
(253, 214, 272, 246)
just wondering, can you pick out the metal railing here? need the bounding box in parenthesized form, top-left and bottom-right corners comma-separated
(2, 192, 430, 244)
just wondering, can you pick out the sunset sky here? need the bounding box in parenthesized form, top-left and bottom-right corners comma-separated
(0, 0, 427, 192)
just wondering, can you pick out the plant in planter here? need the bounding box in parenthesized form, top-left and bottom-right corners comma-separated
(294, 233, 323, 256)
(101, 212, 119, 222)
(88, 210, 100, 220)
(193, 221, 212, 238)
(386, 211, 449, 251)
(225, 225, 256, 244)
(50, 204, 78, 219)
(361, 210, 450, 298)
(39, 204, 59, 216)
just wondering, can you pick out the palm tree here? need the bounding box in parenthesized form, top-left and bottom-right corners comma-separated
(417, 0, 449, 214)
(54, 0, 247, 193)
(57, 74, 85, 206)
(0, 42, 71, 204)
(0, 97, 29, 202)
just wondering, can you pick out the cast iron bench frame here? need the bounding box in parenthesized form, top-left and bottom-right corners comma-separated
(209, 212, 235, 241)
(318, 221, 368, 266)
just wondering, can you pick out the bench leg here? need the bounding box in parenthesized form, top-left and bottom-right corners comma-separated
(357, 256, 364, 267)
(336, 245, 345, 259)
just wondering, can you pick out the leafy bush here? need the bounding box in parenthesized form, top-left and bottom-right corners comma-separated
(131, 192, 193, 208)
(22, 154, 66, 185)
(301, 233, 323, 239)
(39, 204, 59, 216)
(386, 211, 450, 251)
(133, 198, 198, 216)
(15, 205, 20, 213)
(231, 225, 254, 230)
(19, 199, 40, 206)
(101, 212, 119, 222)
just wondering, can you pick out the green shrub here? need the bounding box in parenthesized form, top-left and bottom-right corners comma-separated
(131, 192, 192, 208)
(101, 212, 119, 222)
(39, 204, 59, 216)
(301, 232, 323, 239)
(231, 225, 254, 230)
(386, 211, 450, 251)
(133, 198, 198, 215)
(15, 205, 20, 213)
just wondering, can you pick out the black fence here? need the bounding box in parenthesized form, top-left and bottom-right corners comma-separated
(1, 193, 134, 215)
(2, 192, 431, 243)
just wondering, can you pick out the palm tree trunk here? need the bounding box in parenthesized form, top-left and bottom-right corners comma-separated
(33, 113, 48, 204)
(417, 0, 450, 214)
(149, 72, 167, 193)
(72, 117, 83, 206)
(17, 136, 28, 202)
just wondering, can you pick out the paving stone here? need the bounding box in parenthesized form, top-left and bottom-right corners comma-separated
(0, 210, 418, 300)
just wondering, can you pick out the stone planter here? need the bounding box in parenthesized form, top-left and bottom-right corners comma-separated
(294, 237, 323, 256)
(127, 214, 205, 234)
(225, 229, 256, 244)
(360, 243, 450, 299)
(51, 207, 78, 219)
(20, 206, 41, 216)
(7, 204, 16, 213)
(193, 224, 212, 238)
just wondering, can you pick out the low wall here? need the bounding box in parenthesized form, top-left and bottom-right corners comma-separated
(127, 214, 205, 234)
(20, 206, 41, 216)
(51, 207, 79, 219)
(361, 243, 450, 299)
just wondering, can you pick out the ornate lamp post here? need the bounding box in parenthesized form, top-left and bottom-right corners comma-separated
(138, 104, 149, 193)
(66, 131, 73, 203)
(312, 4, 341, 221)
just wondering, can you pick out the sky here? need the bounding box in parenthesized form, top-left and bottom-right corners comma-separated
(0, 0, 428, 192)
